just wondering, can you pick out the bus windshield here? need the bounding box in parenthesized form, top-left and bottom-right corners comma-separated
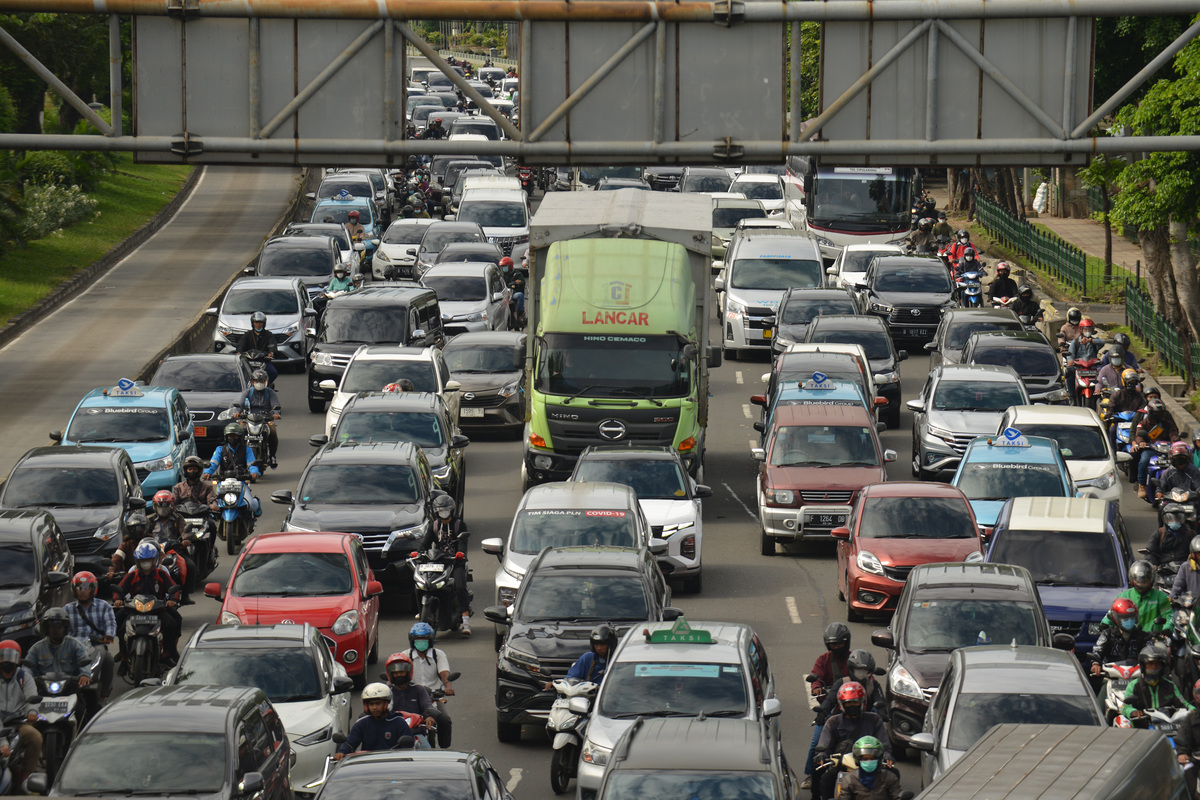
(810, 167, 912, 233)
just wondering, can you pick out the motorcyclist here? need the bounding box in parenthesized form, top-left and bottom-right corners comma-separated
(1121, 644, 1193, 720)
(417, 494, 471, 634)
(424, 118, 447, 140)
(837, 736, 902, 800)
(327, 266, 353, 294)
(205, 423, 262, 483)
(345, 210, 366, 241)
(107, 513, 148, 582)
(400, 204, 415, 220)
(173, 454, 218, 514)
(234, 311, 279, 385)
(499, 256, 525, 324)
(384, 653, 436, 747)
(1058, 307, 1083, 345)
(148, 490, 191, 568)
(1097, 348, 1127, 394)
(405, 622, 454, 748)
(1146, 510, 1196, 569)
(814, 682, 892, 800)
(24, 608, 92, 689)
(818, 650, 885, 721)
(114, 541, 182, 665)
(238, 369, 281, 468)
(64, 571, 116, 706)
(1088, 598, 1154, 681)
(1010, 285, 1042, 322)
(956, 247, 982, 277)
(1067, 318, 1103, 361)
(0, 641, 41, 784)
(1110, 368, 1146, 416)
(1193, 429, 1200, 470)
(931, 211, 952, 239)
(1098, 561, 1173, 634)
(335, 682, 415, 759)
(1111, 332, 1139, 368)
(545, 624, 617, 691)
(1133, 390, 1180, 499)
(1155, 442, 1200, 503)
(1172, 679, 1200, 792)
(803, 623, 853, 790)
(907, 218, 934, 253)
(946, 229, 971, 267)
(987, 261, 1019, 302)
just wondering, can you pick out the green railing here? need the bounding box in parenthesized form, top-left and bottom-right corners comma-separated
(976, 196, 1091, 293)
(1126, 278, 1195, 380)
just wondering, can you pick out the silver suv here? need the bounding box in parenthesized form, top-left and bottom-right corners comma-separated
(906, 364, 1030, 479)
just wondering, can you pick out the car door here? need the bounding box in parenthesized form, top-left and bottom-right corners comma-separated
(435, 350, 461, 421)
(316, 633, 352, 731)
(173, 393, 197, 460)
(924, 660, 956, 785)
(41, 518, 74, 607)
(349, 538, 380, 648)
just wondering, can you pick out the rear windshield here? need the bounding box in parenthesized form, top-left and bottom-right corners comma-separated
(223, 286, 300, 316)
(781, 297, 858, 324)
(730, 258, 822, 291)
(517, 573, 648, 621)
(946, 320, 1024, 349)
(806, 328, 891, 360)
(423, 275, 488, 302)
(713, 206, 767, 228)
(971, 346, 1059, 376)
(382, 223, 429, 245)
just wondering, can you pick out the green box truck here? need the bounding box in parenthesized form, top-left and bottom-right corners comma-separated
(521, 190, 717, 489)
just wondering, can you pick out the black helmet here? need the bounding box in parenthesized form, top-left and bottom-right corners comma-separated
(224, 422, 244, 445)
(406, 155, 418, 166)
(41, 607, 70, 637)
(401, 205, 415, 218)
(589, 624, 618, 653)
(823, 622, 851, 651)
(1113, 332, 1131, 349)
(183, 455, 205, 478)
(1109, 348, 1125, 366)
(955, 228, 970, 242)
(1128, 560, 1155, 592)
(918, 217, 932, 231)
(251, 369, 269, 385)
(125, 512, 149, 537)
(1067, 307, 1082, 325)
(847, 649, 876, 683)
(433, 494, 456, 520)
(1138, 644, 1167, 685)
(1019, 284, 1033, 299)
(937, 211, 947, 220)
(251, 311, 267, 326)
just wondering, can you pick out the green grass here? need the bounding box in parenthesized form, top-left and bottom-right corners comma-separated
(0, 154, 193, 325)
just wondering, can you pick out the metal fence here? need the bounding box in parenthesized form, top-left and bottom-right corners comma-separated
(1125, 278, 1198, 381)
(976, 196, 1090, 292)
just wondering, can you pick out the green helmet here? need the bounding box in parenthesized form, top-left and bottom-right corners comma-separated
(223, 422, 243, 442)
(853, 736, 883, 760)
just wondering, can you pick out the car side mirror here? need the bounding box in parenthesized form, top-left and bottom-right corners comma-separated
(751, 447, 765, 461)
(412, 328, 427, 339)
(714, 276, 725, 291)
(873, 397, 888, 407)
(762, 697, 783, 718)
(923, 342, 937, 351)
(693, 484, 713, 499)
(484, 605, 511, 625)
(750, 394, 767, 408)
(1116, 451, 1132, 463)
(884, 449, 897, 463)
(304, 307, 318, 317)
(271, 490, 294, 506)
(1051, 632, 1076, 651)
(897, 350, 908, 361)
(204, 582, 224, 601)
(909, 732, 935, 752)
(127, 496, 148, 512)
(876, 422, 887, 434)
(662, 606, 684, 621)
(205, 307, 219, 317)
(25, 775, 47, 795)
(451, 434, 470, 449)
(243, 266, 255, 275)
(442, 214, 456, 222)
(353, 242, 365, 252)
(871, 630, 896, 649)
(905, 399, 923, 412)
(366, 580, 384, 598)
(752, 422, 765, 434)
(649, 538, 669, 555)
(318, 380, 338, 392)
(309, 434, 329, 447)
(238, 773, 265, 796)
(830, 527, 850, 540)
(825, 266, 837, 275)
(48, 430, 62, 443)
(46, 571, 70, 587)
(305, 327, 317, 338)
(481, 538, 504, 560)
(332, 676, 354, 694)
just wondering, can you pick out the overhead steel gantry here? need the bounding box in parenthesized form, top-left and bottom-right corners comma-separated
(0, 0, 1194, 164)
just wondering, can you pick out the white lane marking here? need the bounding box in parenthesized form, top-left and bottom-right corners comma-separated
(506, 768, 523, 792)
(742, 404, 753, 419)
(786, 596, 802, 624)
(723, 482, 757, 520)
(748, 438, 758, 451)
(736, 371, 744, 384)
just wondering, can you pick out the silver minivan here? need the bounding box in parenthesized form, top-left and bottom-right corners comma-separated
(480, 481, 658, 649)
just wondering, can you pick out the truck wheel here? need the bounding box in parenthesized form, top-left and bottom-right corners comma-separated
(497, 720, 521, 743)
(760, 529, 776, 557)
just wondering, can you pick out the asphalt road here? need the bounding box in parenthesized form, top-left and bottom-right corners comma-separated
(9, 174, 1162, 800)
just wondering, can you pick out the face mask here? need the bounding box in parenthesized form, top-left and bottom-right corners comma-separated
(1169, 522, 1183, 531)
(414, 639, 430, 652)
(185, 471, 200, 481)
(1120, 618, 1137, 632)
(157, 506, 171, 518)
(253, 382, 267, 391)
(860, 760, 879, 774)
(843, 704, 862, 719)
(437, 509, 452, 520)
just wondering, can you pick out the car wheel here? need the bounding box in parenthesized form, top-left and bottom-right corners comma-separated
(760, 528, 776, 557)
(308, 394, 327, 414)
(367, 630, 379, 664)
(496, 720, 522, 743)
(681, 572, 703, 594)
(494, 628, 505, 651)
(885, 406, 901, 430)
(846, 600, 864, 623)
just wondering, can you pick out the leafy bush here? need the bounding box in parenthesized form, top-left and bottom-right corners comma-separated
(69, 113, 120, 190)
(0, 85, 17, 134)
(19, 151, 74, 186)
(18, 183, 96, 239)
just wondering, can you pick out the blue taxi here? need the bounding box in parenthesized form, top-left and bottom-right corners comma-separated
(50, 379, 197, 494)
(311, 190, 380, 264)
(752, 372, 884, 442)
(950, 427, 1075, 535)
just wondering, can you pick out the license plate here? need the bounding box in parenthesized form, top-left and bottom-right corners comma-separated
(1078, 370, 1098, 377)
(763, 328, 773, 339)
(130, 614, 158, 624)
(418, 563, 446, 573)
(909, 328, 930, 337)
(1111, 679, 1130, 692)
(803, 512, 847, 528)
(40, 700, 68, 713)
(460, 407, 485, 418)
(193, 426, 207, 438)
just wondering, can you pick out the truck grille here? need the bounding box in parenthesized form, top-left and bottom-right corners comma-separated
(545, 407, 680, 456)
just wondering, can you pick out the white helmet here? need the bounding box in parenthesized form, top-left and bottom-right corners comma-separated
(361, 682, 392, 704)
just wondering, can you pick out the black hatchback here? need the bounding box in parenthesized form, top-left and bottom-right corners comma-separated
(961, 330, 1069, 404)
(804, 314, 907, 428)
(0, 510, 73, 652)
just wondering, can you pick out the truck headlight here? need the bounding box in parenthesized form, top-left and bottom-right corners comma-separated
(889, 665, 924, 699)
(331, 610, 359, 636)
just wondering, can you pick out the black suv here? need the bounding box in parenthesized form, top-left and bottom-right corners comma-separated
(803, 314, 907, 428)
(924, 307, 1026, 369)
(251, 235, 342, 304)
(960, 330, 1069, 403)
(770, 287, 860, 356)
(307, 286, 444, 412)
(870, 562, 1068, 750)
(857, 255, 956, 343)
(0, 510, 73, 651)
(484, 546, 682, 743)
(272, 441, 437, 595)
(0, 446, 144, 578)
(31, 684, 292, 800)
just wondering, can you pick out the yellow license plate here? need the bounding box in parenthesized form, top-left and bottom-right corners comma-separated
(194, 426, 207, 437)
(763, 329, 773, 338)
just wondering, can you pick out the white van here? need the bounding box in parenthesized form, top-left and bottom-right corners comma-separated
(453, 187, 530, 258)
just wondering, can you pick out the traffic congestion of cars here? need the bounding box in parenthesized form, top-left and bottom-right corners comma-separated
(1, 73, 1196, 800)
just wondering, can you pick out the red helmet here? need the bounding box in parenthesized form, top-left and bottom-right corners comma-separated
(0, 640, 20, 665)
(837, 680, 867, 716)
(1110, 597, 1138, 630)
(385, 652, 413, 681)
(72, 571, 98, 596)
(995, 261, 1010, 273)
(348, 210, 360, 220)
(1170, 442, 1192, 458)
(1079, 317, 1095, 333)
(153, 490, 174, 506)
(499, 256, 513, 268)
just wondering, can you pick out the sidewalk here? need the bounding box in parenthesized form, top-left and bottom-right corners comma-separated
(1036, 216, 1144, 274)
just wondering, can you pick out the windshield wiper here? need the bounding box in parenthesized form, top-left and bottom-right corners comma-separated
(602, 387, 663, 407)
(836, 461, 879, 467)
(637, 709, 695, 718)
(240, 591, 294, 597)
(563, 385, 600, 403)
(75, 437, 125, 443)
(705, 709, 746, 717)
(273, 694, 321, 702)
(128, 437, 168, 443)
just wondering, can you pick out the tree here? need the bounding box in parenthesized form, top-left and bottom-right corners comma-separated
(1110, 27, 1200, 339)
(1078, 153, 1127, 281)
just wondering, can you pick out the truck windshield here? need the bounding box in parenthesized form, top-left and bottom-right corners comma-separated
(536, 334, 690, 399)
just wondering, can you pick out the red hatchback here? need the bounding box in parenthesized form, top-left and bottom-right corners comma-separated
(204, 532, 383, 682)
(834, 482, 982, 621)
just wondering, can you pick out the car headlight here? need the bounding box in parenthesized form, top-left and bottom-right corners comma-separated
(925, 424, 957, 445)
(499, 586, 518, 606)
(374, 250, 392, 263)
(869, 301, 893, 315)
(661, 522, 695, 536)
(725, 297, 746, 319)
(874, 371, 899, 384)
(217, 323, 234, 336)
(501, 643, 541, 672)
(889, 665, 924, 699)
(460, 311, 486, 322)
(763, 487, 794, 505)
(312, 352, 335, 367)
(138, 455, 174, 473)
(1090, 470, 1117, 491)
(217, 407, 238, 421)
(814, 236, 835, 248)
(432, 464, 452, 481)
(498, 381, 522, 398)
(220, 611, 241, 625)
(1044, 388, 1070, 402)
(294, 724, 333, 746)
(857, 550, 885, 576)
(93, 517, 121, 542)
(282, 322, 300, 336)
(331, 609, 359, 636)
(0, 608, 35, 627)
(581, 740, 611, 766)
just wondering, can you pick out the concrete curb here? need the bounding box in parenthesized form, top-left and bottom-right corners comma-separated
(0, 165, 206, 351)
(134, 167, 322, 383)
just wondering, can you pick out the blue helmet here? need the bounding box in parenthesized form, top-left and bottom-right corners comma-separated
(133, 541, 159, 572)
(409, 622, 435, 648)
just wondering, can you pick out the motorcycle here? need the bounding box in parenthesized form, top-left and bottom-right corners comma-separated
(1157, 488, 1199, 524)
(957, 266, 986, 308)
(1070, 357, 1101, 409)
(1098, 661, 1139, 724)
(1168, 593, 1200, 690)
(223, 405, 276, 470)
(1146, 441, 1174, 497)
(214, 467, 256, 555)
(33, 672, 89, 785)
(547, 677, 598, 794)
(177, 499, 217, 578)
(241, 350, 274, 387)
(517, 166, 536, 196)
(122, 594, 170, 684)
(0, 709, 30, 795)
(407, 539, 471, 634)
(1110, 411, 1138, 480)
(1131, 705, 1190, 746)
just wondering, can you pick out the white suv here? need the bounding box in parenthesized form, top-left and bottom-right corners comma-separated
(321, 345, 460, 437)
